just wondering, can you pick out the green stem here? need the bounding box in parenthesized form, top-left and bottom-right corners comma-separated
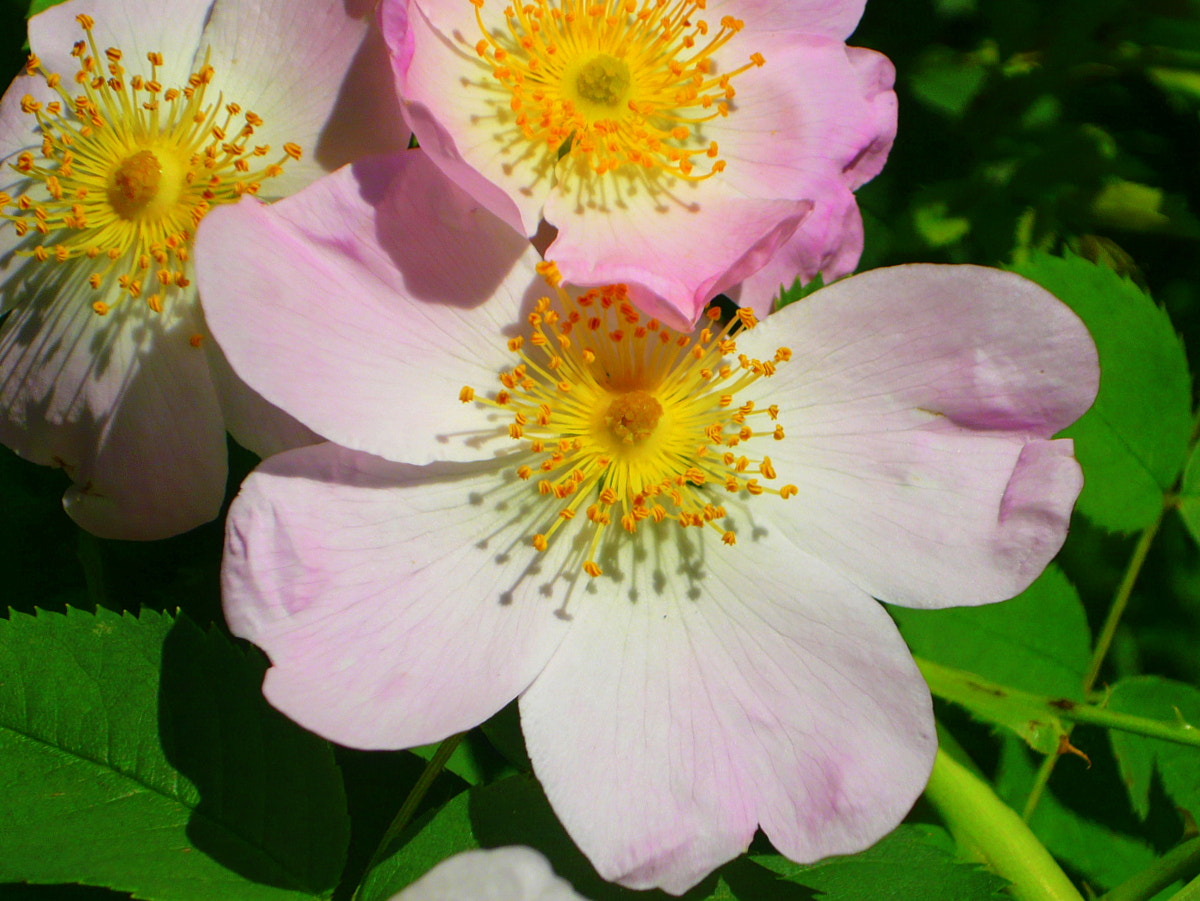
(1175, 873, 1200, 901)
(916, 658, 1200, 749)
(353, 732, 465, 900)
(925, 748, 1084, 901)
(1060, 699, 1200, 746)
(1083, 512, 1163, 693)
(1023, 508, 1164, 820)
(1098, 836, 1200, 901)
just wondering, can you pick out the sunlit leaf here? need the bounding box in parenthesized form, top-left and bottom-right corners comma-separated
(893, 565, 1091, 700)
(1010, 252, 1193, 532)
(756, 824, 1008, 899)
(1108, 676, 1200, 820)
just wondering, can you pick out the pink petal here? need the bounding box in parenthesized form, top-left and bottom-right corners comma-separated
(736, 263, 1098, 607)
(543, 176, 810, 329)
(720, 0, 868, 39)
(384, 0, 543, 234)
(195, 150, 542, 466)
(203, 340, 322, 460)
(198, 0, 410, 198)
(392, 848, 586, 901)
(725, 181, 864, 316)
(520, 526, 933, 894)
(709, 34, 895, 200)
(0, 285, 226, 539)
(842, 47, 899, 189)
(223, 442, 573, 748)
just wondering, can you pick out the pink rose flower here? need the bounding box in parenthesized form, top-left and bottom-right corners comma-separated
(196, 150, 1097, 894)
(0, 0, 408, 538)
(381, 0, 896, 328)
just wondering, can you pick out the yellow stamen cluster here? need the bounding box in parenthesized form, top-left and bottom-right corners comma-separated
(0, 15, 300, 316)
(469, 0, 765, 181)
(460, 268, 796, 577)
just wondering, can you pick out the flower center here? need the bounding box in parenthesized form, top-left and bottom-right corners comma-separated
(108, 149, 165, 219)
(605, 389, 661, 443)
(572, 54, 631, 108)
(469, 0, 765, 181)
(0, 14, 301, 317)
(460, 261, 797, 578)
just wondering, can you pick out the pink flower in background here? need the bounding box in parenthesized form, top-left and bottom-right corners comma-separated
(0, 0, 407, 538)
(390, 848, 587, 901)
(382, 0, 895, 328)
(195, 150, 1097, 894)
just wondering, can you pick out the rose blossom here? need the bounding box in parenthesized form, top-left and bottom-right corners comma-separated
(381, 0, 895, 327)
(195, 149, 1098, 894)
(0, 0, 407, 538)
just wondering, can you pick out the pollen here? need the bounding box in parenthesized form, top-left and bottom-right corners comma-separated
(1, 16, 300, 316)
(462, 278, 795, 578)
(468, 0, 764, 184)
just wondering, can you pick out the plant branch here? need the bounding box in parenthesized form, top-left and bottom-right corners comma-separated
(924, 748, 1084, 901)
(1098, 835, 1200, 901)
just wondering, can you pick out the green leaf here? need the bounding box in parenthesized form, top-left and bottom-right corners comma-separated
(1177, 443, 1200, 547)
(907, 44, 990, 118)
(0, 607, 348, 901)
(1108, 676, 1200, 820)
(775, 273, 824, 311)
(893, 565, 1091, 700)
(409, 738, 488, 786)
(1008, 252, 1193, 532)
(756, 824, 1007, 900)
(27, 0, 66, 16)
(996, 736, 1157, 891)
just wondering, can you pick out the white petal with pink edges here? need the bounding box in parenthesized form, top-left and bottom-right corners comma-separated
(196, 151, 543, 465)
(0, 0, 405, 537)
(225, 442, 573, 748)
(521, 524, 933, 893)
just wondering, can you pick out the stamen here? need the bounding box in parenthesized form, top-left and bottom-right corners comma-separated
(468, 0, 763, 184)
(1, 17, 301, 315)
(462, 280, 793, 577)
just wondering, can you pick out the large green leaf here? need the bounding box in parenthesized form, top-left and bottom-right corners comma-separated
(1108, 676, 1200, 820)
(1009, 252, 1193, 532)
(893, 565, 1091, 700)
(756, 824, 1008, 899)
(0, 607, 348, 901)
